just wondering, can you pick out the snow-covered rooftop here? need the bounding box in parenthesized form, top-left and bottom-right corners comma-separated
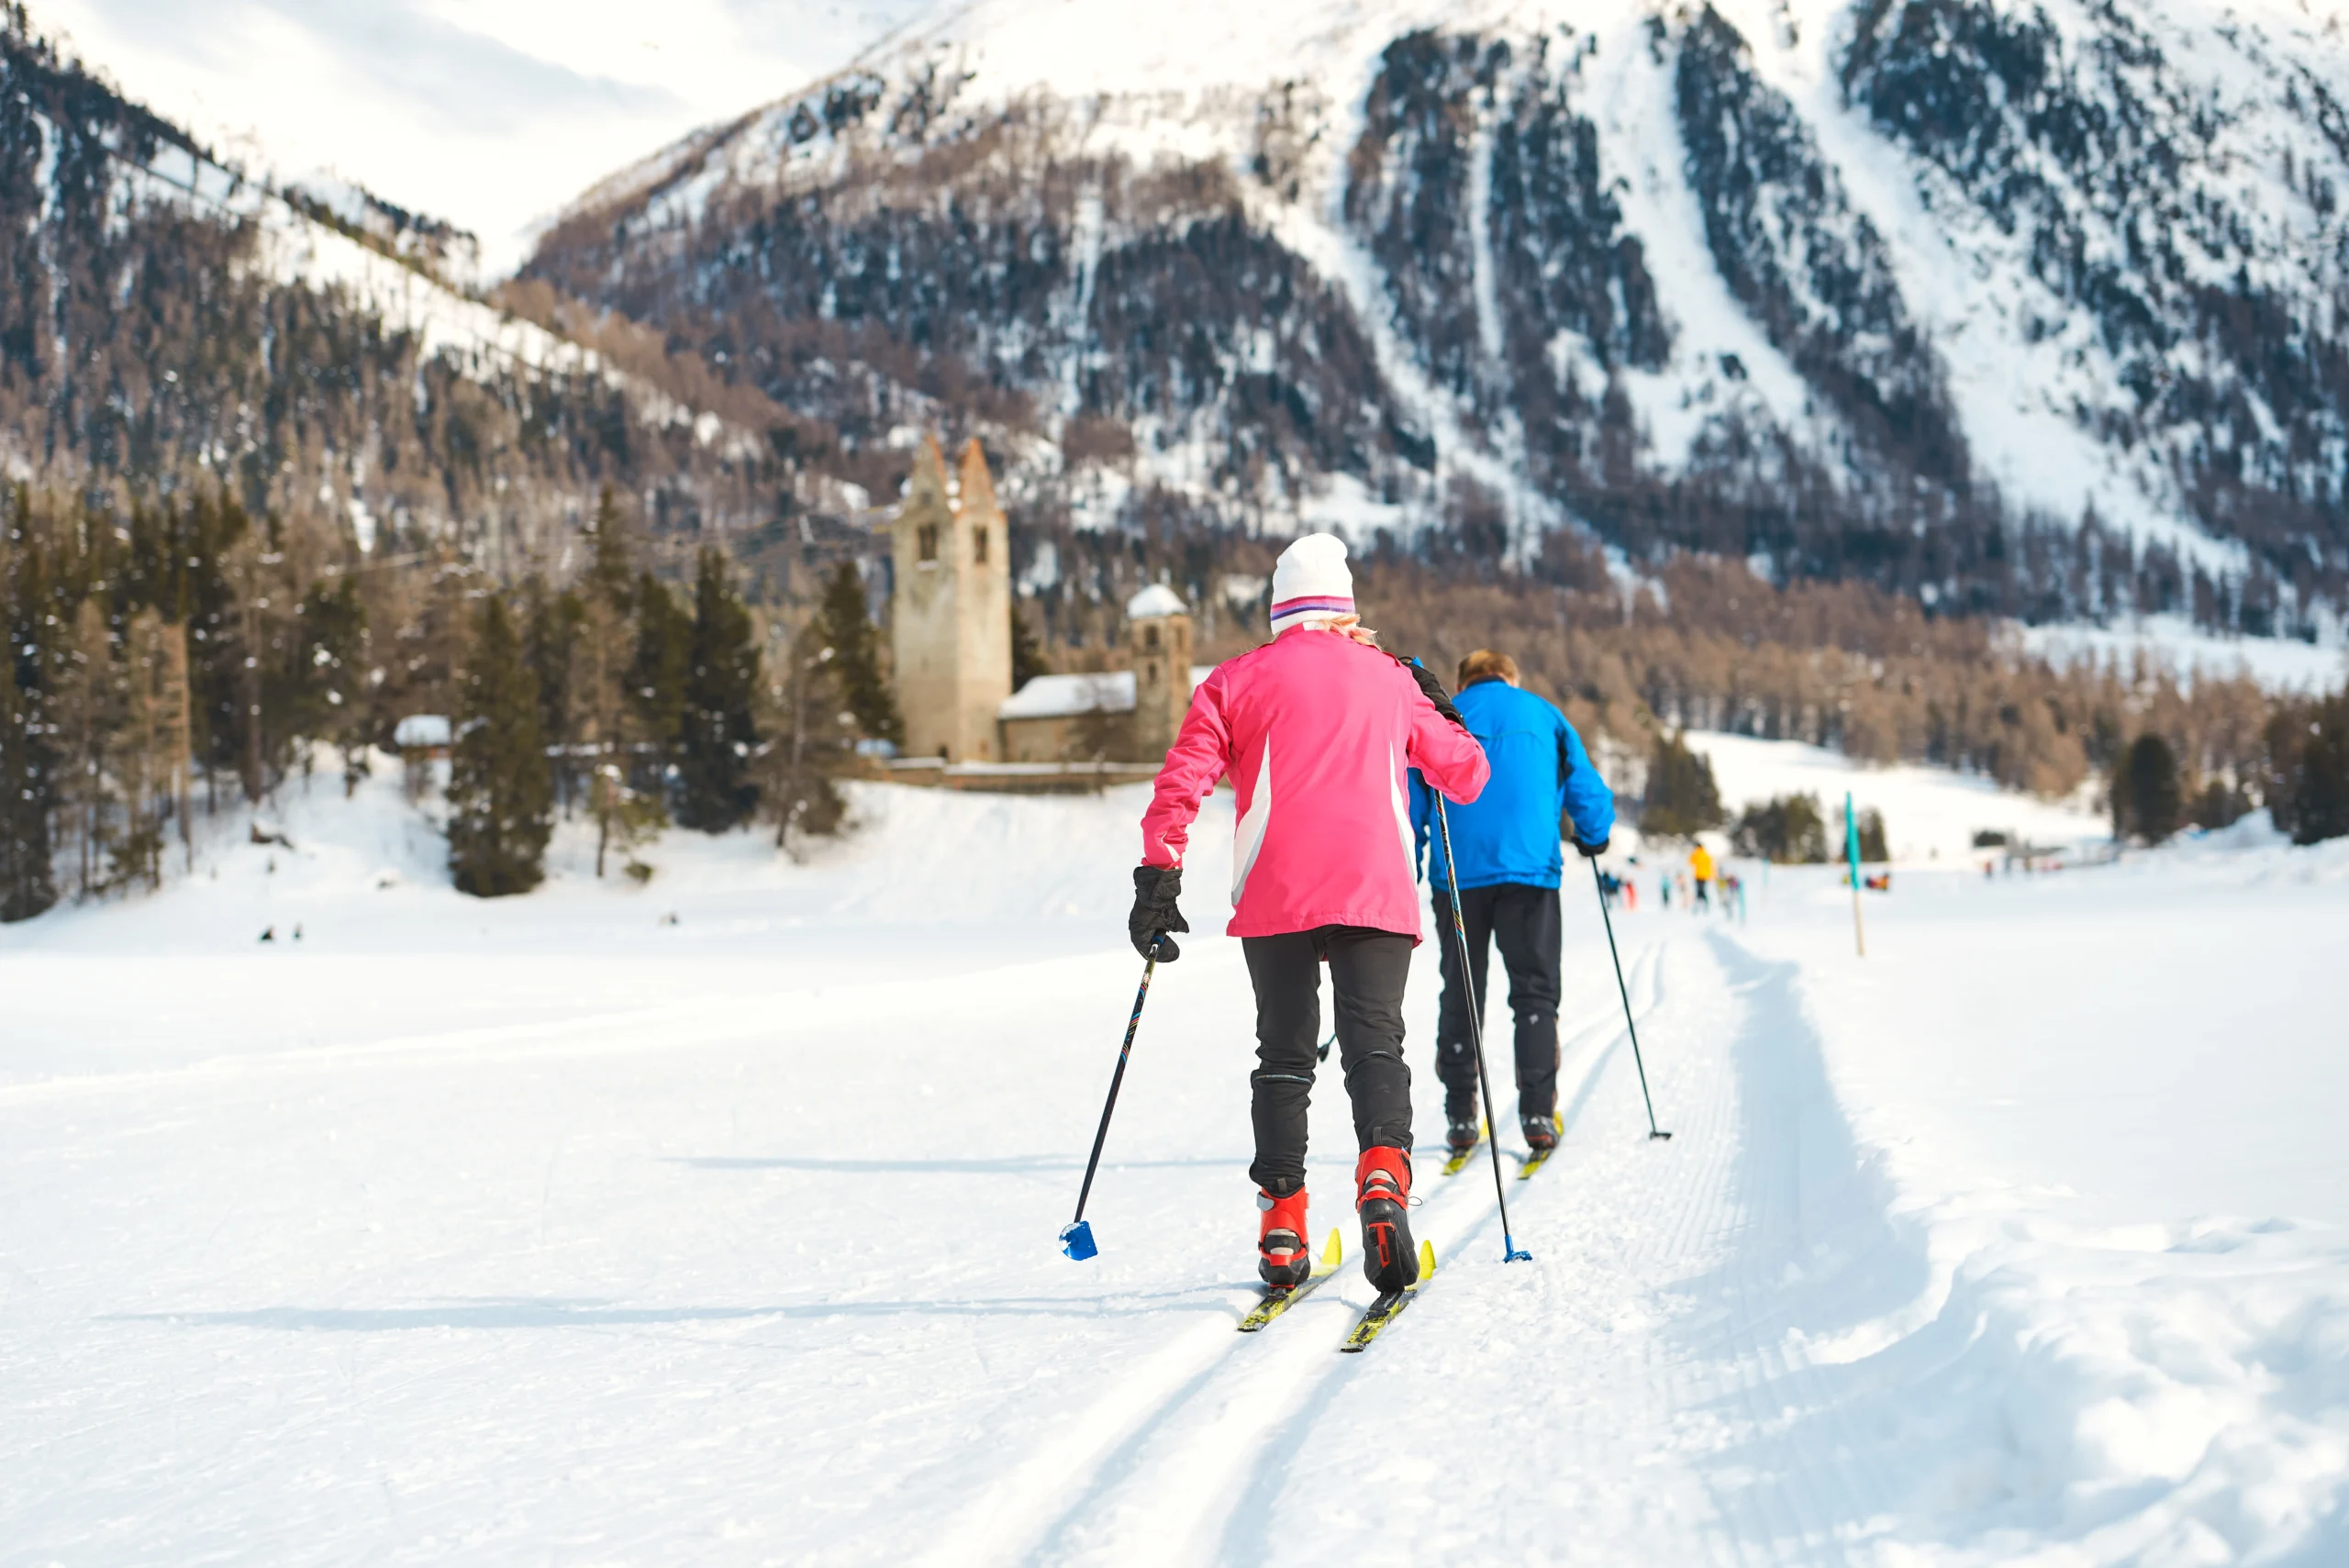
(1125, 584, 1188, 620)
(998, 673, 1135, 721)
(999, 664, 1217, 720)
(392, 715, 452, 749)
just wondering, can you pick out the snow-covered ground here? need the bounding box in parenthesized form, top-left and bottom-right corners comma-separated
(1682, 730, 2111, 864)
(2018, 617, 2349, 695)
(3, 753, 2344, 1563)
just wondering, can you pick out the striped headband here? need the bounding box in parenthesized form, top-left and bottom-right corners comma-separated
(1268, 594, 1355, 629)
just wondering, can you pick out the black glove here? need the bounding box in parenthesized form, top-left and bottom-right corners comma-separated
(1575, 834, 1611, 859)
(1130, 865, 1188, 961)
(1399, 657, 1469, 732)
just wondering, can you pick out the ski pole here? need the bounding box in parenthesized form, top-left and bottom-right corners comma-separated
(1061, 944, 1163, 1260)
(1591, 858, 1671, 1140)
(1433, 796, 1531, 1263)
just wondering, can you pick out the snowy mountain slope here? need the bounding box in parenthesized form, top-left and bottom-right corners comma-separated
(3, 772, 2344, 1563)
(530, 0, 2349, 635)
(27, 0, 941, 273)
(0, 21, 786, 560)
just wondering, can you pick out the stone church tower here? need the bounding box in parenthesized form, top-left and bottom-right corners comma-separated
(1125, 584, 1194, 756)
(890, 436, 1010, 761)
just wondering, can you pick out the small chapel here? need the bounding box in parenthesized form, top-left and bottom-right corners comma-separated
(887, 435, 1201, 764)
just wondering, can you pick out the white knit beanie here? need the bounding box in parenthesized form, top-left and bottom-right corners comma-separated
(1268, 534, 1354, 635)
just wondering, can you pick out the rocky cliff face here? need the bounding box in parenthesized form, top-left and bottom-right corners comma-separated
(527, 0, 2349, 636)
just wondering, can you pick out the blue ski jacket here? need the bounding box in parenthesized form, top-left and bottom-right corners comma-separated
(1409, 680, 1615, 892)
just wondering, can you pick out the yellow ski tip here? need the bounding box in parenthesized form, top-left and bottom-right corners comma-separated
(1322, 1228, 1344, 1267)
(1419, 1240, 1437, 1279)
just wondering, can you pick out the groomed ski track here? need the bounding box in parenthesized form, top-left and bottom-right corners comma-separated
(10, 767, 2346, 1563)
(912, 928, 1895, 1566)
(2, 911, 1929, 1564)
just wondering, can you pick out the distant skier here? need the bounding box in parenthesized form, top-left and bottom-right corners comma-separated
(1407, 650, 1614, 1162)
(1128, 534, 1489, 1296)
(1689, 842, 1715, 910)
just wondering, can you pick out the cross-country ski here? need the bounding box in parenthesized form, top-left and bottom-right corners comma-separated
(1338, 1240, 1440, 1352)
(1236, 1231, 1345, 1332)
(1439, 1121, 1486, 1176)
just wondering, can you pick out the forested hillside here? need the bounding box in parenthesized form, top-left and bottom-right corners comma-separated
(530, 0, 2349, 638)
(0, 17, 803, 563)
(6, 0, 2349, 924)
(0, 12, 844, 920)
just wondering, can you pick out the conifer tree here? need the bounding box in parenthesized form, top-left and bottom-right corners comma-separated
(524, 578, 587, 812)
(1731, 793, 1826, 862)
(0, 506, 52, 920)
(586, 485, 637, 614)
(2288, 694, 2349, 846)
(292, 573, 366, 792)
(1857, 808, 1889, 862)
(1641, 729, 1724, 838)
(447, 593, 553, 897)
(2, 503, 60, 905)
(1011, 598, 1049, 690)
(2116, 733, 2182, 844)
(50, 599, 117, 895)
(177, 493, 250, 813)
(629, 570, 690, 786)
(676, 548, 760, 832)
(818, 561, 901, 746)
(0, 647, 54, 922)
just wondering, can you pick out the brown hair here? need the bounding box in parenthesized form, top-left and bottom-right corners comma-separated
(1456, 649, 1519, 689)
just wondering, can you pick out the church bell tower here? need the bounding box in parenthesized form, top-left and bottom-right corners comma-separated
(889, 437, 1011, 761)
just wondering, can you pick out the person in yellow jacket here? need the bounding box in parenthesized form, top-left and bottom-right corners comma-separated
(1689, 843, 1716, 911)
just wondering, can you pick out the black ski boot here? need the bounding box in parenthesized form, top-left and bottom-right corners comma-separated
(1354, 1147, 1419, 1293)
(1445, 1114, 1481, 1155)
(1522, 1113, 1559, 1152)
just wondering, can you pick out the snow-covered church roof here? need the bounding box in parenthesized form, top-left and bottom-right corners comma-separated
(393, 715, 452, 749)
(999, 665, 1216, 721)
(1125, 584, 1187, 619)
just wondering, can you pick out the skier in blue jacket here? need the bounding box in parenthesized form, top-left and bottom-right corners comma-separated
(1408, 650, 1615, 1156)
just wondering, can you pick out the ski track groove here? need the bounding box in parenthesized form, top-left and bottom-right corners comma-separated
(954, 934, 1678, 1568)
(1682, 930, 1920, 1566)
(44, 912, 1898, 1568)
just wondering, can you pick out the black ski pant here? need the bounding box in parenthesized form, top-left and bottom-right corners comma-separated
(1431, 882, 1563, 1121)
(1242, 926, 1415, 1197)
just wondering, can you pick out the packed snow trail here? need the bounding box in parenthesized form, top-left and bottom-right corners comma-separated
(3, 778, 2345, 1564)
(0, 914, 1869, 1564)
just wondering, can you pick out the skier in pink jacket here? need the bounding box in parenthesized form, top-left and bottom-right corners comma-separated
(1129, 534, 1490, 1296)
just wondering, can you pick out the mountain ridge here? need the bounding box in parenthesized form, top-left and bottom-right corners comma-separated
(0, 10, 820, 574)
(532, 0, 2349, 640)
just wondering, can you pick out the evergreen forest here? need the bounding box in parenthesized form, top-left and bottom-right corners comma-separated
(2, 6, 2347, 924)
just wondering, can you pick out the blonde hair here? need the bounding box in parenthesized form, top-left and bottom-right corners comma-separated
(1457, 649, 1518, 688)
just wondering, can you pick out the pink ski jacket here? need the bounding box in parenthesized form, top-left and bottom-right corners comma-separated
(1140, 629, 1490, 940)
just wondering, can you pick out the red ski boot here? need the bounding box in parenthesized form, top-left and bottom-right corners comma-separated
(1354, 1147, 1420, 1293)
(1257, 1188, 1312, 1290)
